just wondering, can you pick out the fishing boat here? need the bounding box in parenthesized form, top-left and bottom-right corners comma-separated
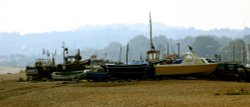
(51, 45, 87, 80)
(144, 13, 218, 76)
(154, 48, 218, 76)
(103, 34, 151, 78)
(105, 43, 149, 78)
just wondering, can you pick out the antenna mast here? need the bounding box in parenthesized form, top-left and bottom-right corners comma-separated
(149, 12, 155, 51)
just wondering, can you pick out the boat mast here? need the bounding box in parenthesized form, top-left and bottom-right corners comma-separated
(177, 43, 180, 59)
(119, 46, 122, 63)
(62, 42, 65, 64)
(167, 42, 169, 55)
(126, 43, 129, 64)
(62, 42, 68, 64)
(146, 12, 160, 62)
(149, 12, 155, 51)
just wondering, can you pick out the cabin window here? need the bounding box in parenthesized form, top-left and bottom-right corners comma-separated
(148, 53, 156, 60)
(149, 54, 153, 60)
(156, 53, 159, 59)
(153, 53, 158, 59)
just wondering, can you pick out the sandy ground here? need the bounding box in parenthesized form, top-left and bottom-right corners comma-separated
(1, 72, 250, 107)
(0, 66, 24, 74)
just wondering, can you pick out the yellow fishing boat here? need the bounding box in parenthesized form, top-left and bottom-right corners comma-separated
(145, 13, 218, 76)
(154, 52, 218, 76)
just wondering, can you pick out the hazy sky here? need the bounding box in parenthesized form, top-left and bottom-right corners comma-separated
(0, 0, 250, 34)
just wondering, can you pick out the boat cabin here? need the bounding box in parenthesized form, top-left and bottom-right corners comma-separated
(182, 52, 209, 65)
(146, 50, 160, 62)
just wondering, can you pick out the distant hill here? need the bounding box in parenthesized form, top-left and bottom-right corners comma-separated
(0, 23, 250, 67)
(0, 23, 250, 56)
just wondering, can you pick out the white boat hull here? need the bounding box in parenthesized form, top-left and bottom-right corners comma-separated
(52, 71, 84, 80)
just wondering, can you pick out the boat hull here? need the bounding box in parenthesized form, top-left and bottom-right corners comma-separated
(51, 71, 84, 80)
(155, 63, 218, 76)
(85, 72, 110, 81)
(106, 64, 148, 79)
